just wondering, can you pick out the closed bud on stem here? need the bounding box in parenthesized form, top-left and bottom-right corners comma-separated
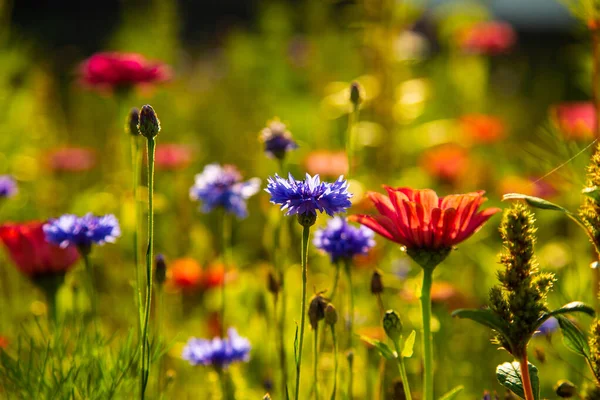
(370, 269, 384, 294)
(155, 254, 167, 285)
(138, 104, 161, 138)
(267, 271, 280, 295)
(325, 303, 338, 326)
(308, 293, 328, 330)
(554, 380, 576, 398)
(297, 213, 317, 228)
(383, 309, 402, 342)
(350, 81, 362, 107)
(127, 107, 140, 136)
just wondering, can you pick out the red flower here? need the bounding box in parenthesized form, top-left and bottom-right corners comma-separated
(460, 114, 506, 144)
(350, 188, 500, 250)
(79, 52, 171, 90)
(0, 336, 7, 349)
(420, 143, 470, 184)
(202, 262, 225, 290)
(552, 102, 596, 140)
(169, 257, 202, 290)
(0, 221, 79, 279)
(153, 143, 193, 171)
(458, 21, 516, 55)
(45, 147, 96, 172)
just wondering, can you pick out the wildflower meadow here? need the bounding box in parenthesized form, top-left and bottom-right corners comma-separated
(5, 1, 600, 399)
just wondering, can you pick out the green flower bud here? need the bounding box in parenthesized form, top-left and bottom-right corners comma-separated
(138, 104, 161, 138)
(155, 254, 167, 286)
(370, 269, 383, 294)
(350, 81, 362, 107)
(383, 310, 402, 342)
(325, 303, 338, 326)
(555, 380, 576, 398)
(127, 107, 140, 136)
(297, 213, 317, 228)
(267, 271, 280, 295)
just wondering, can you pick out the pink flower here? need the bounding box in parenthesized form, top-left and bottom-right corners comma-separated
(552, 102, 596, 140)
(79, 52, 171, 90)
(154, 143, 193, 171)
(459, 22, 516, 55)
(46, 147, 96, 172)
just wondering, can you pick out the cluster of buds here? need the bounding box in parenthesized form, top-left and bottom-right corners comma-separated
(579, 144, 600, 254)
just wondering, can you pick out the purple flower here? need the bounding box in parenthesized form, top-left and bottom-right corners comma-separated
(189, 164, 260, 219)
(314, 217, 374, 263)
(43, 213, 121, 250)
(260, 119, 298, 160)
(0, 175, 17, 198)
(534, 317, 559, 337)
(182, 328, 251, 368)
(265, 173, 352, 216)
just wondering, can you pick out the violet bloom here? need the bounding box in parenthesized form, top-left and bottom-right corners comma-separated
(0, 176, 17, 198)
(182, 328, 251, 368)
(260, 119, 298, 160)
(314, 217, 374, 263)
(43, 213, 121, 252)
(189, 164, 261, 219)
(534, 317, 559, 337)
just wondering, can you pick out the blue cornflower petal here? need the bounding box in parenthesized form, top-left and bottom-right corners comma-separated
(314, 217, 375, 263)
(533, 317, 559, 337)
(43, 213, 121, 249)
(261, 119, 298, 160)
(265, 173, 352, 217)
(0, 175, 17, 198)
(182, 327, 251, 368)
(189, 164, 260, 218)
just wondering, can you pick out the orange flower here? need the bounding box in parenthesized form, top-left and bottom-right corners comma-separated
(350, 188, 501, 251)
(169, 258, 202, 289)
(460, 114, 505, 144)
(420, 144, 470, 184)
(202, 262, 225, 290)
(552, 102, 596, 140)
(0, 336, 7, 349)
(304, 150, 348, 178)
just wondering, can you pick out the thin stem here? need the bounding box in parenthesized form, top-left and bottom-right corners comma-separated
(279, 268, 288, 397)
(131, 135, 143, 338)
(140, 137, 156, 399)
(420, 268, 434, 400)
(294, 225, 311, 400)
(329, 262, 341, 302)
(346, 105, 359, 178)
(82, 252, 97, 321)
(216, 367, 235, 400)
(330, 325, 338, 400)
(520, 351, 535, 400)
(392, 338, 412, 400)
(314, 324, 320, 400)
(220, 210, 232, 337)
(344, 259, 355, 400)
(156, 284, 165, 394)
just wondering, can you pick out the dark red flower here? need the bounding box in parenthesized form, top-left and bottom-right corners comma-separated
(79, 52, 171, 90)
(153, 143, 193, 171)
(46, 147, 96, 172)
(350, 188, 500, 250)
(458, 21, 516, 55)
(552, 102, 596, 140)
(0, 221, 79, 279)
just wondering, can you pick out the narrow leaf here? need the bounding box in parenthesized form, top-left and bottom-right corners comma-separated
(293, 325, 299, 364)
(401, 330, 416, 358)
(557, 316, 590, 358)
(542, 302, 595, 321)
(502, 193, 572, 214)
(358, 335, 395, 360)
(438, 385, 464, 400)
(452, 308, 511, 339)
(496, 361, 539, 400)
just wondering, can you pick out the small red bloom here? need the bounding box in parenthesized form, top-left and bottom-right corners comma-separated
(460, 114, 506, 144)
(79, 52, 171, 90)
(202, 263, 225, 290)
(458, 21, 516, 55)
(0, 221, 79, 279)
(169, 258, 202, 290)
(420, 143, 470, 184)
(0, 336, 8, 349)
(46, 147, 97, 172)
(153, 143, 193, 171)
(552, 102, 596, 140)
(350, 188, 501, 250)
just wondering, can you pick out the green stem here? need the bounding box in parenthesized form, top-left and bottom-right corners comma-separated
(393, 338, 412, 400)
(329, 262, 340, 302)
(344, 259, 354, 399)
(131, 135, 143, 338)
(220, 210, 232, 337)
(280, 268, 288, 397)
(140, 137, 156, 399)
(314, 324, 320, 400)
(420, 268, 434, 400)
(82, 251, 97, 321)
(346, 105, 359, 178)
(156, 284, 164, 394)
(217, 367, 235, 400)
(330, 325, 338, 400)
(294, 225, 311, 400)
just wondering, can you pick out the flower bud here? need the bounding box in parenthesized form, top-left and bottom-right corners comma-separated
(350, 81, 362, 107)
(155, 254, 167, 285)
(370, 269, 383, 294)
(383, 309, 403, 342)
(127, 107, 140, 136)
(555, 380, 576, 398)
(308, 294, 328, 330)
(297, 213, 317, 228)
(325, 303, 338, 326)
(138, 104, 161, 138)
(267, 271, 280, 295)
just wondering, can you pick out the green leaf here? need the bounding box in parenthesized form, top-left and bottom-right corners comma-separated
(401, 330, 416, 358)
(293, 325, 299, 364)
(583, 186, 600, 203)
(358, 335, 395, 360)
(496, 361, 539, 400)
(557, 316, 590, 358)
(451, 308, 511, 339)
(541, 302, 595, 322)
(438, 385, 464, 400)
(503, 193, 572, 214)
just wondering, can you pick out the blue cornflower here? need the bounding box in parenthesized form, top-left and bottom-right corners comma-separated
(43, 213, 121, 250)
(182, 327, 251, 368)
(0, 175, 17, 198)
(534, 317, 559, 337)
(265, 173, 352, 217)
(314, 217, 375, 263)
(189, 164, 261, 219)
(260, 119, 298, 160)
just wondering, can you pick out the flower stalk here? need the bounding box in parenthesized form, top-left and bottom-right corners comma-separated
(130, 128, 143, 338)
(344, 258, 355, 399)
(519, 352, 534, 400)
(220, 210, 232, 337)
(420, 267, 434, 400)
(295, 223, 311, 400)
